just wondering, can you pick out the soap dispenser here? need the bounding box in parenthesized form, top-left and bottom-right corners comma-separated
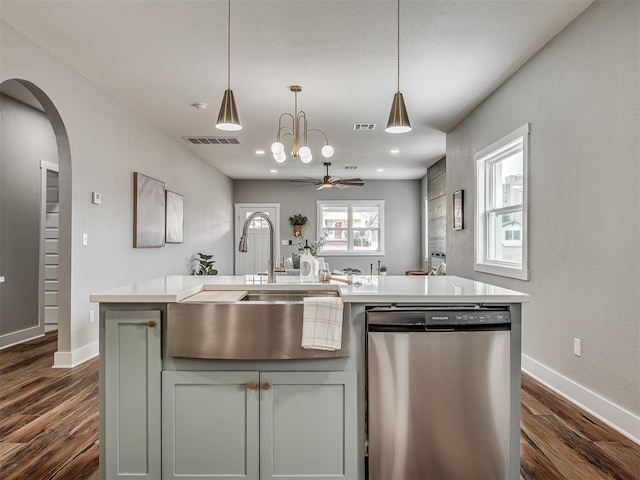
(300, 240, 316, 283)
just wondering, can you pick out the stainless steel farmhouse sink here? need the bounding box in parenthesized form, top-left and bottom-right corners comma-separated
(167, 290, 349, 360)
(240, 289, 336, 302)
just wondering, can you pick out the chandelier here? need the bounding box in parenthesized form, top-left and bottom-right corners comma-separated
(271, 86, 334, 164)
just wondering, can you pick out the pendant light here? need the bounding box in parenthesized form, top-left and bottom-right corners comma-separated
(216, 0, 242, 131)
(385, 0, 411, 134)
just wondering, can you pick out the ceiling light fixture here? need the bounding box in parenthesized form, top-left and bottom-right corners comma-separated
(216, 0, 242, 131)
(385, 0, 411, 134)
(271, 85, 334, 164)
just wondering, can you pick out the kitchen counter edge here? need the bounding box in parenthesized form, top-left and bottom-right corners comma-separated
(90, 275, 529, 304)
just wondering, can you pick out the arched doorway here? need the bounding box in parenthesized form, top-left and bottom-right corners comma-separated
(0, 79, 71, 359)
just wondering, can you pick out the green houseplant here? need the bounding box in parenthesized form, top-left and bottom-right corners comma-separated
(379, 264, 387, 275)
(289, 214, 308, 237)
(296, 231, 328, 257)
(193, 253, 218, 275)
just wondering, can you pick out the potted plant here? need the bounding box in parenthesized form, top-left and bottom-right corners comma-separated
(296, 231, 327, 257)
(379, 264, 388, 276)
(289, 214, 308, 237)
(193, 253, 218, 275)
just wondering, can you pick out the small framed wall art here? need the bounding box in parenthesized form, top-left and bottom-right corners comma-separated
(452, 189, 464, 231)
(165, 190, 184, 243)
(133, 172, 166, 247)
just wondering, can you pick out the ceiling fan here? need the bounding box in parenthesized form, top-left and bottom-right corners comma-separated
(290, 162, 365, 190)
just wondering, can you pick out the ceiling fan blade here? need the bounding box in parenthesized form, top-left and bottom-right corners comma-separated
(290, 177, 320, 183)
(334, 183, 350, 189)
(337, 177, 364, 183)
(336, 181, 365, 187)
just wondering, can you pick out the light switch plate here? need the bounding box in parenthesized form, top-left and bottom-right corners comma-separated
(573, 338, 582, 357)
(92, 192, 101, 204)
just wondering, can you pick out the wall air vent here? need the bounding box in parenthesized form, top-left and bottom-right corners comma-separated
(353, 123, 376, 131)
(343, 166, 358, 170)
(183, 136, 240, 145)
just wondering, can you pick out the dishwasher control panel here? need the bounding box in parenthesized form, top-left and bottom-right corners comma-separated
(425, 310, 510, 326)
(366, 306, 511, 328)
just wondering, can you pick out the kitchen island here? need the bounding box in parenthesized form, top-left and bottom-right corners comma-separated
(91, 275, 528, 480)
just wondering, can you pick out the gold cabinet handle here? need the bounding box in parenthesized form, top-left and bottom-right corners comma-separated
(147, 320, 157, 328)
(247, 381, 258, 390)
(262, 382, 271, 390)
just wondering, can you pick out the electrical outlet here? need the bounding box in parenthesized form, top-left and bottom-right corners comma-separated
(89, 310, 95, 324)
(82, 233, 88, 246)
(573, 338, 582, 357)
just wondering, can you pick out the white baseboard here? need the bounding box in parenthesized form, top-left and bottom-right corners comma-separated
(0, 326, 44, 349)
(53, 340, 98, 368)
(522, 354, 640, 445)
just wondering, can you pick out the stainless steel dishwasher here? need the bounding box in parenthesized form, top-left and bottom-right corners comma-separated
(366, 305, 511, 480)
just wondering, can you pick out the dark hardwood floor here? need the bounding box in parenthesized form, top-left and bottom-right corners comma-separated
(0, 332, 99, 479)
(1, 332, 638, 479)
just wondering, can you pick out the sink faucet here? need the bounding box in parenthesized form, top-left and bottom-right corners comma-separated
(238, 211, 275, 282)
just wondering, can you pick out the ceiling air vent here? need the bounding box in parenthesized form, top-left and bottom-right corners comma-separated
(353, 123, 376, 131)
(343, 165, 358, 170)
(183, 136, 240, 145)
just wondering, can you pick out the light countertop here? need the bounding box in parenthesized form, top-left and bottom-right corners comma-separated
(90, 275, 529, 304)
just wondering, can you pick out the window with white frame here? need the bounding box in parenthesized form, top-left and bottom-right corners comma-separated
(475, 124, 529, 280)
(317, 200, 384, 256)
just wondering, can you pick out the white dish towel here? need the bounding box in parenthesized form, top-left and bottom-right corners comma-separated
(301, 297, 344, 351)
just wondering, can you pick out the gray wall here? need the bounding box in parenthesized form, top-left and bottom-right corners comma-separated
(447, 0, 639, 417)
(233, 180, 422, 275)
(1, 22, 234, 358)
(0, 94, 58, 335)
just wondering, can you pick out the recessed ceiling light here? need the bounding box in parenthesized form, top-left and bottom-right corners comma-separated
(377, 168, 384, 173)
(256, 149, 265, 155)
(191, 103, 208, 110)
(390, 149, 399, 154)
(270, 169, 277, 173)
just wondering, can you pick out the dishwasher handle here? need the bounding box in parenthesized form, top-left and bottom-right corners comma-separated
(367, 323, 509, 333)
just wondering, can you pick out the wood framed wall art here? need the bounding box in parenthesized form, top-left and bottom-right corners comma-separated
(165, 190, 184, 243)
(133, 172, 166, 247)
(453, 189, 464, 231)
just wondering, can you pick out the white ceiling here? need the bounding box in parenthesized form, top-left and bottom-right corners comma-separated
(0, 0, 592, 181)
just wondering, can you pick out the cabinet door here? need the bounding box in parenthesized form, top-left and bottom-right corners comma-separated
(162, 371, 260, 480)
(260, 371, 357, 480)
(104, 310, 161, 479)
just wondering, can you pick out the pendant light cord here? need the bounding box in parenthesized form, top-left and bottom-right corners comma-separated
(396, 0, 400, 93)
(227, 0, 231, 90)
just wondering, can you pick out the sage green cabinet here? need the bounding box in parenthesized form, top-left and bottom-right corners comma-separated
(102, 310, 162, 480)
(260, 371, 358, 480)
(162, 371, 260, 479)
(162, 370, 357, 480)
